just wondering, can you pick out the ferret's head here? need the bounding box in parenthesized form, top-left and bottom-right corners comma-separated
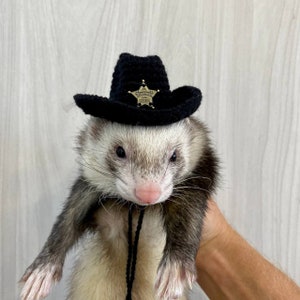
(78, 117, 208, 206)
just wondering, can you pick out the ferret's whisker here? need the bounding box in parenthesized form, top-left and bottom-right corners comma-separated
(173, 186, 210, 194)
(175, 175, 212, 185)
(98, 198, 112, 216)
(77, 157, 111, 177)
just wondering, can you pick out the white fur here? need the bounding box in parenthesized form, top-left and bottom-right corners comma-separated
(155, 261, 196, 299)
(68, 119, 206, 299)
(80, 119, 206, 205)
(20, 264, 58, 300)
(68, 201, 188, 300)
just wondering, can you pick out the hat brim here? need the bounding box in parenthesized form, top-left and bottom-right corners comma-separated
(74, 86, 201, 126)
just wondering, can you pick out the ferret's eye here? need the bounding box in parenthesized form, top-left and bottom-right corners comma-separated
(170, 151, 177, 162)
(116, 146, 126, 158)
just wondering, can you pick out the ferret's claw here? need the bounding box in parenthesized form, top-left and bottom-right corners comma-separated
(155, 260, 196, 300)
(20, 264, 61, 300)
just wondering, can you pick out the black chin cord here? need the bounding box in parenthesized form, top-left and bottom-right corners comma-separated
(126, 205, 145, 300)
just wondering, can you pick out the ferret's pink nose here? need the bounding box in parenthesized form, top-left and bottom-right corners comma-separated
(135, 182, 162, 205)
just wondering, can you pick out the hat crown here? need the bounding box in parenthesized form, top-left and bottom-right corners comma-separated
(109, 53, 171, 108)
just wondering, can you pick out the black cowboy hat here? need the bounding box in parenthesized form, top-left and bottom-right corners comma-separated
(74, 53, 202, 126)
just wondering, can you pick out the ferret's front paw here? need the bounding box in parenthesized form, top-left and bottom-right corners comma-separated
(20, 263, 62, 300)
(155, 260, 196, 299)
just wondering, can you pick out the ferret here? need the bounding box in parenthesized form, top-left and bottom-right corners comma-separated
(20, 116, 218, 300)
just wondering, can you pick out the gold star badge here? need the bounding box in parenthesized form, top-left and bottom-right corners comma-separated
(128, 80, 160, 108)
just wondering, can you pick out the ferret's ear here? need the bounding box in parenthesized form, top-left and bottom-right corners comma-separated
(181, 117, 194, 129)
(88, 117, 108, 139)
(183, 117, 191, 125)
(184, 116, 206, 134)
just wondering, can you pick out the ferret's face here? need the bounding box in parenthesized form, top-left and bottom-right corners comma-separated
(78, 118, 206, 206)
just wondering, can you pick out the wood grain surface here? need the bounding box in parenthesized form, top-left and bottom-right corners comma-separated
(1, 1, 299, 299)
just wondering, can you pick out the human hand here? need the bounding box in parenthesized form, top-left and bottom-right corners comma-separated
(196, 199, 300, 299)
(198, 198, 231, 252)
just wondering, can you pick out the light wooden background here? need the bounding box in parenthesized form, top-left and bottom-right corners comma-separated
(1, 1, 299, 299)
